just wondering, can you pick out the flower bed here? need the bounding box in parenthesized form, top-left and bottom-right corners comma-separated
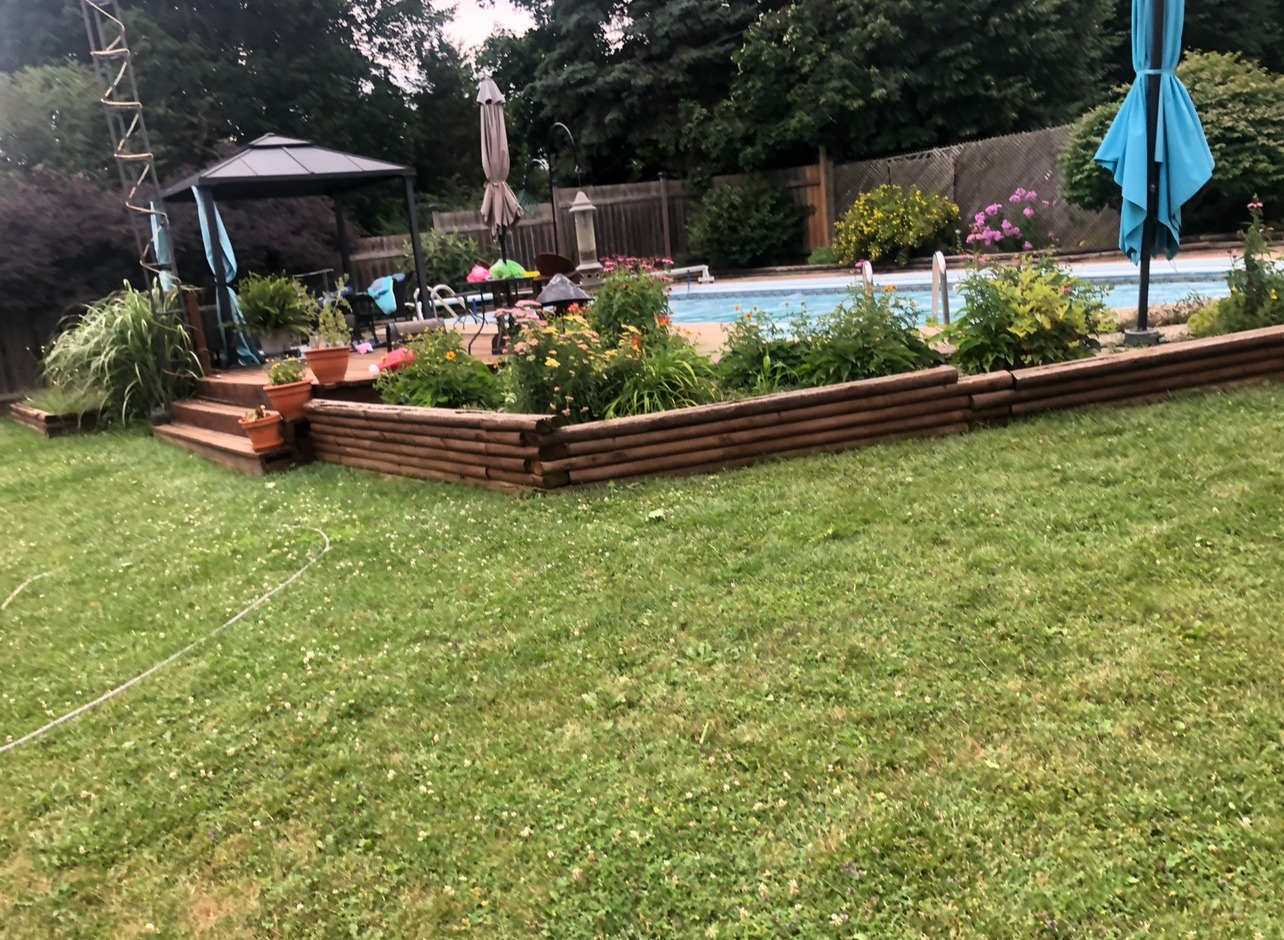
(307, 326, 1284, 491)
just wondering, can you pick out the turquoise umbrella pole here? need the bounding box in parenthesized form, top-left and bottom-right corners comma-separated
(1136, 0, 1165, 334)
(1094, 0, 1214, 345)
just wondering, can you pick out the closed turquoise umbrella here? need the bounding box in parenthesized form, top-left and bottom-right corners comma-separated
(1094, 0, 1213, 340)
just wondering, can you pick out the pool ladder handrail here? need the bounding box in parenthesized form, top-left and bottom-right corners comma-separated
(858, 260, 874, 295)
(931, 251, 950, 325)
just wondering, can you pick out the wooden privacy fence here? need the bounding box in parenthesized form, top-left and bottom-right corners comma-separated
(306, 325, 1284, 492)
(350, 125, 1119, 286)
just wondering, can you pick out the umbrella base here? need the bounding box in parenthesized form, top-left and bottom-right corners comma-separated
(1123, 328, 1163, 348)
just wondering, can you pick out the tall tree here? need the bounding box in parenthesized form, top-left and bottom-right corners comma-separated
(479, 0, 776, 183)
(700, 0, 1115, 172)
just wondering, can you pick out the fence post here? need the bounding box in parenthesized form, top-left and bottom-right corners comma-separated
(818, 146, 835, 245)
(658, 174, 673, 260)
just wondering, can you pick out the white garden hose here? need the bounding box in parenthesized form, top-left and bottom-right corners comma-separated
(0, 527, 330, 757)
(2, 572, 50, 611)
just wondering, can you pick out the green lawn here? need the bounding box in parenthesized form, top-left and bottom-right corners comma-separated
(2, 387, 1284, 938)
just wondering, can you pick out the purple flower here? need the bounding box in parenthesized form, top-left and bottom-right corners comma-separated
(1023, 207, 1035, 218)
(1009, 193, 1021, 203)
(974, 212, 987, 226)
(986, 203, 1001, 217)
(1025, 190, 1038, 202)
(1023, 241, 1033, 250)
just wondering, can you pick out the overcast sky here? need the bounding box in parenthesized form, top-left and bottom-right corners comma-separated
(441, 1, 535, 51)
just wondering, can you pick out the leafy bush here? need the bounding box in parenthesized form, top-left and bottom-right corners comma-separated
(949, 256, 1109, 373)
(795, 288, 940, 386)
(604, 329, 720, 418)
(833, 185, 960, 266)
(506, 312, 612, 421)
(23, 385, 108, 417)
(237, 273, 315, 338)
(807, 245, 839, 265)
(400, 229, 482, 288)
(1061, 52, 1284, 232)
(966, 187, 1056, 253)
(587, 258, 671, 344)
(1188, 201, 1284, 337)
(375, 329, 501, 409)
(42, 282, 201, 423)
(717, 311, 809, 395)
(688, 179, 810, 269)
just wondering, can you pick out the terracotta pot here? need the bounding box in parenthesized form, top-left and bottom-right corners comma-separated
(264, 379, 313, 422)
(239, 412, 285, 453)
(304, 345, 351, 386)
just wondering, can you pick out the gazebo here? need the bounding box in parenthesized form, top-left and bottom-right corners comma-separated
(161, 134, 430, 366)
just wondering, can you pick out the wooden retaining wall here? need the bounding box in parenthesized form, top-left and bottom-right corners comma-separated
(306, 326, 1284, 491)
(9, 403, 99, 438)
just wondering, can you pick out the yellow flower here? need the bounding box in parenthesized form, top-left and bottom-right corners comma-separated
(445, 351, 456, 361)
(545, 357, 561, 368)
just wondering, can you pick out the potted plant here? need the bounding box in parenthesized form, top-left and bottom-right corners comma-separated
(304, 277, 353, 386)
(263, 357, 313, 422)
(238, 404, 285, 453)
(238, 273, 315, 355)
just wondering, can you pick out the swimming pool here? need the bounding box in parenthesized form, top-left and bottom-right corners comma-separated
(666, 261, 1234, 325)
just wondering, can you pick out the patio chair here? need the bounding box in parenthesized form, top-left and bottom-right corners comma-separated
(535, 252, 581, 284)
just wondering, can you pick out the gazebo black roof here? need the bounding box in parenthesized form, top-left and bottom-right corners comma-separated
(161, 134, 415, 201)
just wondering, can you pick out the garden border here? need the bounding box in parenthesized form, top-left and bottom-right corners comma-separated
(9, 403, 100, 438)
(306, 325, 1284, 491)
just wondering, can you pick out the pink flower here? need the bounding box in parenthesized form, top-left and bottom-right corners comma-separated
(1023, 241, 1033, 250)
(1248, 200, 1264, 209)
(1025, 190, 1038, 202)
(1023, 207, 1035, 218)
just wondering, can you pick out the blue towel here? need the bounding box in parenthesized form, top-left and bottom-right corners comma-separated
(367, 276, 398, 315)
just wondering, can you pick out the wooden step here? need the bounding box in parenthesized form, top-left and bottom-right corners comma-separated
(194, 375, 269, 408)
(151, 422, 300, 476)
(170, 399, 249, 435)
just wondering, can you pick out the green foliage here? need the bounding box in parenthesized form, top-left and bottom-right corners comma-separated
(717, 310, 809, 394)
(586, 260, 671, 344)
(0, 63, 107, 183)
(23, 385, 108, 417)
(266, 357, 307, 386)
(699, 0, 1115, 172)
(807, 245, 839, 265)
(313, 279, 352, 348)
(795, 288, 942, 386)
(41, 282, 201, 424)
(374, 330, 501, 410)
(949, 255, 1109, 373)
(1062, 53, 1284, 231)
(401, 229, 483, 288)
(236, 273, 315, 339)
(687, 180, 810, 269)
(604, 330, 720, 418)
(1187, 202, 1284, 337)
(833, 185, 960, 266)
(506, 313, 612, 421)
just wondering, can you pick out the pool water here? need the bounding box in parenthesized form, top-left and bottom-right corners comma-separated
(666, 274, 1230, 325)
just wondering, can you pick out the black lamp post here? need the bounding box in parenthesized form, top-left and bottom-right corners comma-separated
(547, 122, 582, 257)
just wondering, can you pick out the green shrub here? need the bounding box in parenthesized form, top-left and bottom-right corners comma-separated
(1061, 52, 1284, 232)
(949, 256, 1109, 373)
(506, 313, 612, 421)
(807, 245, 839, 265)
(833, 185, 960, 266)
(688, 179, 810, 269)
(42, 282, 201, 424)
(1187, 201, 1284, 337)
(23, 385, 108, 417)
(236, 273, 315, 338)
(374, 329, 501, 409)
(400, 229, 482, 288)
(587, 259, 671, 344)
(604, 330, 720, 418)
(716, 311, 809, 395)
(795, 288, 940, 386)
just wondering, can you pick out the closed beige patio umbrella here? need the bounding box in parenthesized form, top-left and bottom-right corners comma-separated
(478, 76, 523, 262)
